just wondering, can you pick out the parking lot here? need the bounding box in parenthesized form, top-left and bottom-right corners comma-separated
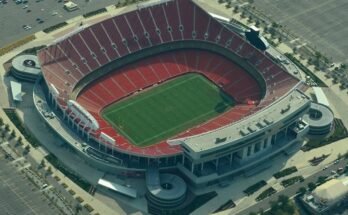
(0, 151, 62, 215)
(0, 0, 117, 48)
(254, 0, 348, 65)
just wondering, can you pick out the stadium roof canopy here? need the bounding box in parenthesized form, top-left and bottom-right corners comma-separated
(313, 87, 330, 107)
(174, 89, 310, 152)
(10, 81, 22, 102)
(97, 178, 137, 198)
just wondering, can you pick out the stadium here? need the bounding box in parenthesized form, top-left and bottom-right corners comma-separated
(36, 0, 311, 196)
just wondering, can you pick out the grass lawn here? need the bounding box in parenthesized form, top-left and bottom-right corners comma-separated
(102, 73, 235, 147)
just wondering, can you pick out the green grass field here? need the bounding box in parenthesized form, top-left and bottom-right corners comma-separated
(102, 73, 235, 147)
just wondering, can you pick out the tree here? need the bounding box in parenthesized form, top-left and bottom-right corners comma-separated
(255, 20, 261, 27)
(247, 15, 253, 23)
(5, 124, 9, 131)
(298, 187, 307, 195)
(10, 130, 16, 138)
(241, 11, 246, 18)
(0, 117, 3, 126)
(40, 159, 46, 168)
(308, 182, 316, 191)
(270, 200, 280, 212)
(278, 195, 289, 205)
(47, 166, 52, 174)
(233, 5, 239, 13)
(317, 176, 326, 185)
(75, 204, 82, 215)
(272, 22, 279, 28)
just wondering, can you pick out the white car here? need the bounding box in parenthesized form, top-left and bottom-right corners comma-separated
(41, 184, 48, 189)
(22, 4, 28, 9)
(22, 25, 32, 30)
(51, 11, 58, 16)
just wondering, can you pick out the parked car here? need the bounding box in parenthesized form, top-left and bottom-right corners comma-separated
(22, 24, 32, 30)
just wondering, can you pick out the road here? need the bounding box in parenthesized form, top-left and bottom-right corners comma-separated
(236, 159, 347, 215)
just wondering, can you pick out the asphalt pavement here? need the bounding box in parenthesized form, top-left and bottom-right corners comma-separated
(254, 0, 348, 65)
(0, 0, 117, 48)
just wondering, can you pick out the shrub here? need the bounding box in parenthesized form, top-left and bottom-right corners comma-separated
(244, 180, 267, 195)
(3, 109, 41, 148)
(0, 35, 36, 56)
(83, 8, 107, 18)
(256, 187, 276, 201)
(273, 166, 298, 179)
(303, 119, 348, 151)
(68, 189, 76, 195)
(76, 196, 84, 203)
(45, 154, 91, 191)
(43, 22, 68, 33)
(84, 203, 94, 212)
(280, 176, 304, 187)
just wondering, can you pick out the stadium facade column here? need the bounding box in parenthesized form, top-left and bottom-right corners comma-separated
(82, 123, 88, 137)
(215, 158, 219, 171)
(242, 147, 248, 160)
(87, 131, 90, 141)
(251, 143, 256, 155)
(50, 92, 58, 110)
(63, 108, 67, 120)
(229, 153, 233, 166)
(67, 111, 73, 126)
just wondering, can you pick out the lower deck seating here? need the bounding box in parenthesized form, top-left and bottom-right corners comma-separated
(74, 49, 297, 156)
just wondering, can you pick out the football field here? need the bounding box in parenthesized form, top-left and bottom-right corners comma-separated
(102, 73, 235, 147)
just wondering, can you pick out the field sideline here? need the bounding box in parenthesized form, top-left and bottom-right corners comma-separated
(102, 73, 235, 147)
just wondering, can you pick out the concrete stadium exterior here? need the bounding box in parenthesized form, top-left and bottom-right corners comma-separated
(35, 0, 312, 190)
